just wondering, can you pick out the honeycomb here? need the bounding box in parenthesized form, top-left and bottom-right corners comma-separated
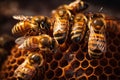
(0, 44, 46, 80)
(0, 27, 120, 80)
(0, 1, 120, 80)
(0, 45, 27, 80)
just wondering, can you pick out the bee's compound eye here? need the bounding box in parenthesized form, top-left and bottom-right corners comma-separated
(72, 35, 81, 43)
(30, 55, 41, 65)
(93, 19, 104, 30)
(40, 21, 45, 28)
(40, 20, 50, 30)
(50, 39, 55, 50)
(77, 2, 88, 12)
(41, 37, 50, 47)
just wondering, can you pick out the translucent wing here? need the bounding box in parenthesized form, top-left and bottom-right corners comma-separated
(13, 15, 33, 21)
(15, 36, 28, 45)
(97, 31, 106, 53)
(89, 25, 106, 53)
(18, 36, 39, 49)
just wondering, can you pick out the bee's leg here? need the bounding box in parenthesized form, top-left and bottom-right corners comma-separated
(24, 31, 31, 36)
(25, 29, 38, 36)
(81, 30, 89, 52)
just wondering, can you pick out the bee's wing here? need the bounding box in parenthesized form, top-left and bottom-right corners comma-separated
(89, 25, 107, 53)
(92, 28, 106, 53)
(13, 15, 33, 21)
(97, 32, 106, 53)
(18, 36, 39, 49)
(15, 36, 28, 45)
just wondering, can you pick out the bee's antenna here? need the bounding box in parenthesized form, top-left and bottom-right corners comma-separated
(99, 7, 103, 12)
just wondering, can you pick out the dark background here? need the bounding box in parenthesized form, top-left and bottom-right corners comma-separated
(0, 0, 120, 36)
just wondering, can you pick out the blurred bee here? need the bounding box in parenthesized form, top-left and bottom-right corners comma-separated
(68, 0, 88, 14)
(52, 6, 72, 44)
(12, 15, 51, 36)
(14, 52, 44, 80)
(88, 13, 106, 58)
(16, 34, 58, 52)
(0, 34, 15, 50)
(51, 0, 88, 14)
(105, 16, 120, 34)
(70, 13, 87, 43)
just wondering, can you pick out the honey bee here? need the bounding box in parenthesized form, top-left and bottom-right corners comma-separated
(70, 13, 87, 43)
(88, 13, 106, 58)
(52, 6, 72, 44)
(51, 0, 88, 44)
(105, 17, 120, 34)
(12, 15, 51, 36)
(16, 34, 58, 52)
(68, 0, 88, 14)
(14, 52, 44, 80)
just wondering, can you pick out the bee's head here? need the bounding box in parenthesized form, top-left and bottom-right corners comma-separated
(90, 13, 105, 32)
(77, 1, 88, 12)
(69, 0, 88, 12)
(29, 53, 43, 67)
(93, 19, 104, 31)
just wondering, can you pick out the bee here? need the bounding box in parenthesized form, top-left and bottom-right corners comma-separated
(51, 0, 88, 44)
(0, 34, 15, 50)
(52, 6, 72, 44)
(16, 34, 58, 52)
(88, 13, 106, 58)
(70, 13, 87, 43)
(105, 17, 120, 34)
(68, 0, 88, 14)
(14, 52, 44, 80)
(12, 15, 51, 36)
